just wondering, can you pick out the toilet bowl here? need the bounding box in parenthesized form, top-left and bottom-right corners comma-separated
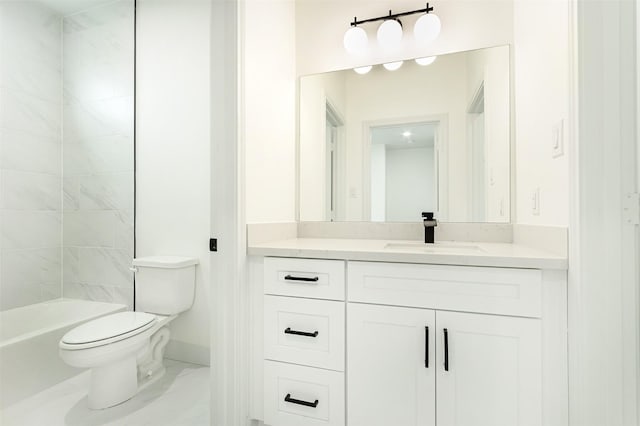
(59, 312, 158, 409)
(58, 256, 198, 410)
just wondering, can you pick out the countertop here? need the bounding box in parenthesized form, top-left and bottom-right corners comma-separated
(247, 238, 568, 270)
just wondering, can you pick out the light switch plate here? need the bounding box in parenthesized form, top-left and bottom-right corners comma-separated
(532, 188, 540, 216)
(552, 120, 564, 158)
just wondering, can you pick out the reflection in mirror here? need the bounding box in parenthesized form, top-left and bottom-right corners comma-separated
(298, 45, 510, 223)
(370, 122, 438, 222)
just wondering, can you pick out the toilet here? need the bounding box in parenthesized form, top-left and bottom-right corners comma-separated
(59, 256, 198, 410)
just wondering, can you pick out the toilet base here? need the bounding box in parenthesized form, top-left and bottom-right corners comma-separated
(88, 354, 138, 409)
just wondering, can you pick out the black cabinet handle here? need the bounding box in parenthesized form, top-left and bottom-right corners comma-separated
(284, 393, 319, 408)
(284, 275, 319, 282)
(284, 327, 319, 338)
(444, 328, 449, 372)
(425, 326, 429, 368)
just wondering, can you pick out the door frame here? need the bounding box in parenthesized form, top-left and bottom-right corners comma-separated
(325, 98, 345, 221)
(361, 114, 449, 222)
(210, 0, 246, 425)
(568, 0, 639, 424)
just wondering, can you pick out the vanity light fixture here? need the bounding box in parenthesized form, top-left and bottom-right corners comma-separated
(353, 65, 373, 74)
(344, 4, 441, 54)
(414, 12, 441, 43)
(402, 131, 412, 137)
(383, 61, 404, 71)
(343, 26, 368, 55)
(377, 19, 403, 49)
(415, 56, 437, 66)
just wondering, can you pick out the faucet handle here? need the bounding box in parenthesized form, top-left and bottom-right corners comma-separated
(421, 212, 434, 220)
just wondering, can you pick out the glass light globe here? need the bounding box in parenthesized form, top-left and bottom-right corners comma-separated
(377, 19, 403, 49)
(414, 13, 441, 43)
(343, 26, 368, 55)
(353, 66, 373, 75)
(383, 61, 403, 71)
(415, 56, 437, 66)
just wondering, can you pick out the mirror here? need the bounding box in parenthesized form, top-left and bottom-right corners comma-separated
(298, 45, 511, 223)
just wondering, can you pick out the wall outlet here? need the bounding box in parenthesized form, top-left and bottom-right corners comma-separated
(531, 188, 540, 216)
(552, 120, 564, 158)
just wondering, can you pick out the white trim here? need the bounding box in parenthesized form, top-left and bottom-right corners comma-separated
(569, 0, 639, 424)
(508, 44, 517, 225)
(210, 1, 248, 425)
(361, 114, 449, 222)
(637, 2, 640, 416)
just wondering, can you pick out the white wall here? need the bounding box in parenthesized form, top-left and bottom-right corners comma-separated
(514, 0, 569, 226)
(244, 0, 296, 223)
(244, 0, 571, 227)
(136, 0, 211, 364)
(385, 146, 435, 222)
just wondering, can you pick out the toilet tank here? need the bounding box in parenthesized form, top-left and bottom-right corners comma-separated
(132, 256, 199, 315)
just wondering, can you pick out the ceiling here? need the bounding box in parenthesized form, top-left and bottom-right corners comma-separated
(371, 122, 436, 150)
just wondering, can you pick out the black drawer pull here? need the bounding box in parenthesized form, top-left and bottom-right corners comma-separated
(284, 393, 319, 408)
(444, 328, 449, 372)
(284, 275, 319, 282)
(425, 326, 429, 368)
(284, 327, 319, 338)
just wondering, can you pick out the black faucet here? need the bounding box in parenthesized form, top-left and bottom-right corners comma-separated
(422, 212, 437, 244)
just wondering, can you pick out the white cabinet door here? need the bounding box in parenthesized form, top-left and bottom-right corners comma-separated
(436, 311, 542, 426)
(347, 303, 436, 426)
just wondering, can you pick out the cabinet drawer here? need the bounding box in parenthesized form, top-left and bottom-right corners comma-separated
(264, 296, 345, 371)
(264, 257, 345, 300)
(264, 360, 345, 426)
(348, 261, 542, 318)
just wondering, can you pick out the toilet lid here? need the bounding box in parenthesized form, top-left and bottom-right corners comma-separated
(61, 312, 156, 346)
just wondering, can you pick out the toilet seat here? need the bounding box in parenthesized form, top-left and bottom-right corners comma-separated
(60, 312, 156, 350)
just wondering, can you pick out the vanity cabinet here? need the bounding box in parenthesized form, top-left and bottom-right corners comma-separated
(348, 303, 436, 426)
(262, 257, 347, 426)
(347, 261, 543, 426)
(435, 311, 541, 426)
(253, 256, 566, 426)
(348, 304, 541, 426)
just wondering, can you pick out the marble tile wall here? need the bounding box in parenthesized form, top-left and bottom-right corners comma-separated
(0, 2, 63, 310)
(62, 0, 135, 309)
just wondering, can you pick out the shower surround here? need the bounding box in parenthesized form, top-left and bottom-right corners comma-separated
(0, 0, 135, 311)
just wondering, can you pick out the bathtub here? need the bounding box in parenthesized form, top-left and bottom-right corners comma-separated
(0, 298, 126, 409)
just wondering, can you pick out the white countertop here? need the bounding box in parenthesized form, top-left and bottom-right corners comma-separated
(247, 238, 568, 270)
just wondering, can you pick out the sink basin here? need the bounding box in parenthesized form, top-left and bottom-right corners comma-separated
(384, 242, 484, 254)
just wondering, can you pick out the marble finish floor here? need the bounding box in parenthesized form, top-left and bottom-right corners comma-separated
(1, 360, 209, 426)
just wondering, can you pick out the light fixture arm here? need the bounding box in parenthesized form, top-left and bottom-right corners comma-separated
(350, 3, 435, 27)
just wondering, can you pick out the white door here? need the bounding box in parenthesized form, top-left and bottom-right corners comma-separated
(347, 303, 436, 426)
(436, 311, 542, 426)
